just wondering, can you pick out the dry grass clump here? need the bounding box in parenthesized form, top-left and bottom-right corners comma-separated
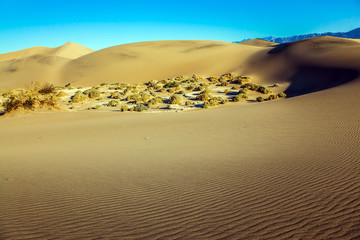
(258, 86, 272, 94)
(147, 96, 163, 107)
(185, 101, 192, 106)
(208, 76, 219, 83)
(133, 103, 148, 112)
(38, 83, 56, 95)
(109, 92, 122, 99)
(169, 94, 183, 104)
(202, 101, 210, 109)
(107, 100, 119, 107)
(2, 87, 58, 114)
(57, 91, 68, 97)
(221, 72, 235, 79)
(238, 88, 248, 94)
(267, 94, 278, 101)
(192, 74, 202, 81)
(71, 91, 88, 103)
(243, 83, 272, 94)
(196, 90, 213, 101)
(277, 92, 287, 98)
(126, 94, 141, 102)
(120, 105, 129, 112)
(84, 88, 101, 98)
(232, 94, 248, 102)
(256, 96, 265, 102)
(164, 81, 180, 88)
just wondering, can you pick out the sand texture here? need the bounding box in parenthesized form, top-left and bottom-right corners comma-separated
(0, 37, 360, 239)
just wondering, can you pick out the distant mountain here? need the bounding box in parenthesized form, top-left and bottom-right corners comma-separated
(235, 28, 360, 44)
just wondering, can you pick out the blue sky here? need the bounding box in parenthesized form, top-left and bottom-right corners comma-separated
(0, 0, 360, 53)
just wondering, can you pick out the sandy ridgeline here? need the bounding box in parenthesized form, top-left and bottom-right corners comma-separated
(0, 37, 360, 239)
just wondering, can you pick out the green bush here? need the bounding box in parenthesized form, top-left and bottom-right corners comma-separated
(169, 94, 183, 104)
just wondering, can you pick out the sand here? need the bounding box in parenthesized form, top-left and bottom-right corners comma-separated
(0, 37, 360, 239)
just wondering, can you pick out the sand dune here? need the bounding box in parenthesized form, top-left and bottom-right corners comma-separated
(1, 37, 360, 239)
(0, 42, 94, 89)
(239, 38, 278, 47)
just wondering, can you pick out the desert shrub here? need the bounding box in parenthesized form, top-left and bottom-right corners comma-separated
(196, 90, 213, 101)
(160, 88, 167, 93)
(267, 94, 279, 100)
(65, 83, 71, 88)
(202, 101, 210, 109)
(107, 100, 119, 107)
(38, 83, 56, 95)
(209, 99, 218, 107)
(167, 88, 175, 93)
(177, 90, 185, 94)
(232, 94, 248, 102)
(272, 83, 279, 87)
(244, 83, 260, 91)
(194, 86, 206, 92)
(277, 92, 287, 98)
(164, 81, 180, 88)
(221, 72, 235, 79)
(221, 99, 229, 104)
(185, 101, 192, 106)
(238, 88, 248, 94)
(119, 105, 129, 112)
(220, 81, 229, 86)
(147, 96, 163, 107)
(126, 94, 141, 101)
(150, 91, 157, 97)
(213, 96, 223, 102)
(169, 94, 183, 104)
(256, 96, 265, 102)
(84, 88, 101, 98)
(208, 76, 219, 83)
(133, 103, 148, 112)
(140, 94, 151, 103)
(192, 74, 202, 81)
(71, 91, 88, 103)
(2, 90, 57, 113)
(57, 91, 68, 97)
(146, 80, 158, 88)
(224, 89, 230, 94)
(258, 86, 272, 94)
(109, 92, 122, 99)
(174, 76, 185, 81)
